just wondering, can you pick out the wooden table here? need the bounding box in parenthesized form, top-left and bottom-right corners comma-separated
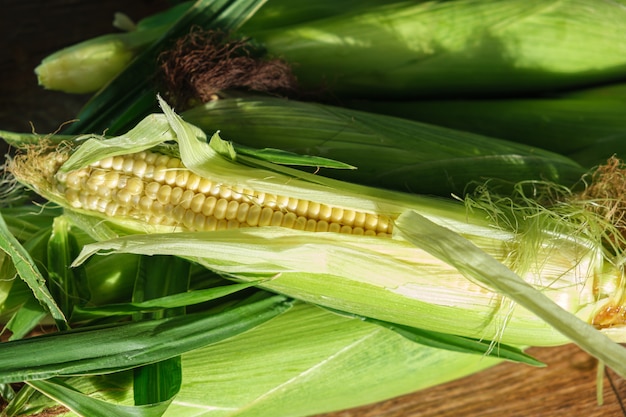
(2, 1, 625, 416)
(318, 344, 626, 417)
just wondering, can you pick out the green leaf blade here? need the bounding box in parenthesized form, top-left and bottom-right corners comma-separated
(28, 378, 172, 417)
(395, 210, 626, 379)
(0, 294, 291, 383)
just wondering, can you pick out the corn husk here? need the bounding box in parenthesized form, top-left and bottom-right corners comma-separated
(12, 302, 505, 417)
(182, 95, 586, 196)
(346, 83, 626, 169)
(252, 0, 626, 99)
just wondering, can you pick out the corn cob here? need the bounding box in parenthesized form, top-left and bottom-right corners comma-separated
(7, 100, 626, 353)
(59, 150, 393, 237)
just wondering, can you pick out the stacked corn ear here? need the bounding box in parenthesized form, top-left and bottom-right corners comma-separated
(36, 0, 626, 100)
(249, 0, 626, 99)
(347, 82, 626, 169)
(182, 95, 586, 196)
(7, 100, 626, 358)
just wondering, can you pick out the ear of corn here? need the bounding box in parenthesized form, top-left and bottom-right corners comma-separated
(36, 0, 626, 100)
(34, 2, 192, 94)
(0, 208, 525, 416)
(252, 0, 626, 99)
(37, 0, 626, 138)
(9, 99, 626, 356)
(346, 84, 626, 169)
(182, 95, 586, 196)
(59, 0, 268, 136)
(33, 0, 400, 95)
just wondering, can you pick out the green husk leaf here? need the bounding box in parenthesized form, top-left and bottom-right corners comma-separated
(134, 2, 194, 31)
(238, 0, 397, 33)
(0, 205, 62, 242)
(132, 255, 188, 407)
(58, 113, 181, 172)
(132, 255, 191, 319)
(183, 95, 585, 195)
(0, 213, 67, 329)
(232, 143, 356, 169)
(16, 303, 503, 417)
(73, 281, 261, 318)
(352, 314, 542, 367)
(2, 384, 38, 417)
(162, 302, 502, 417)
(4, 297, 47, 341)
(0, 383, 15, 403)
(346, 92, 626, 169)
(394, 210, 626, 379)
(133, 358, 182, 407)
(70, 225, 594, 348)
(48, 216, 90, 320)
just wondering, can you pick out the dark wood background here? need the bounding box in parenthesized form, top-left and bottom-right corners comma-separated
(2, 1, 625, 416)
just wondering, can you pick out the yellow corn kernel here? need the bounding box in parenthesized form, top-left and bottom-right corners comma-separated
(57, 151, 393, 236)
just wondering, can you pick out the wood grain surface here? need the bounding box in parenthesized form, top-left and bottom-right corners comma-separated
(317, 344, 626, 417)
(2, 1, 625, 416)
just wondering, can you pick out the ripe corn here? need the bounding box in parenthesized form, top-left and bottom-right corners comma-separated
(8, 100, 626, 351)
(58, 150, 392, 237)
